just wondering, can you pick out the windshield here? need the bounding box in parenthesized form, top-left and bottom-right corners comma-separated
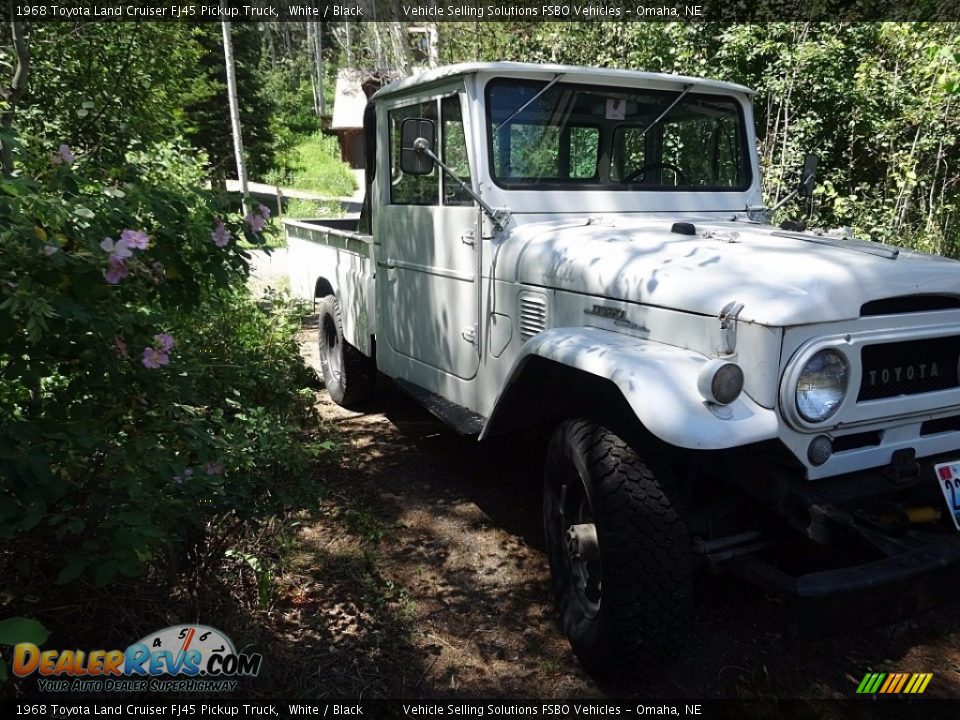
(486, 79, 750, 191)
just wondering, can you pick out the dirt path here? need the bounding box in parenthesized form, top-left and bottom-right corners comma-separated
(258, 320, 960, 700)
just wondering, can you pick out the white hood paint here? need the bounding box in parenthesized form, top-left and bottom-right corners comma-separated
(496, 217, 960, 326)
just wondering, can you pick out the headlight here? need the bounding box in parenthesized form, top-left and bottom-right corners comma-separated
(795, 349, 849, 422)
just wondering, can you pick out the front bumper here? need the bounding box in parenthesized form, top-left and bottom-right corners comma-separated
(724, 447, 960, 628)
(731, 535, 960, 630)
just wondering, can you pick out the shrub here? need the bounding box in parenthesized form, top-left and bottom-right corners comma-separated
(0, 140, 321, 587)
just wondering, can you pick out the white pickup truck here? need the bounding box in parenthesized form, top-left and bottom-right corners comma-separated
(287, 62, 960, 675)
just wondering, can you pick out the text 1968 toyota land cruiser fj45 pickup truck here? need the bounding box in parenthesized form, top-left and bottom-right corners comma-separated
(286, 62, 960, 675)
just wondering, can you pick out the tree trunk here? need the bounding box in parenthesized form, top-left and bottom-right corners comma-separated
(1, 17, 30, 178)
(222, 19, 250, 214)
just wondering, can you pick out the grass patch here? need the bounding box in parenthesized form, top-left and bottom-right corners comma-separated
(284, 198, 348, 219)
(268, 133, 357, 198)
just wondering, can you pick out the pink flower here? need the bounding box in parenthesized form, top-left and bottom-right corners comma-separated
(211, 221, 231, 247)
(100, 237, 132, 260)
(258, 204, 270, 219)
(245, 212, 266, 234)
(141, 346, 170, 369)
(104, 256, 129, 284)
(154, 333, 175, 352)
(114, 335, 129, 358)
(43, 245, 59, 256)
(120, 229, 150, 250)
(172, 467, 194, 485)
(51, 144, 75, 165)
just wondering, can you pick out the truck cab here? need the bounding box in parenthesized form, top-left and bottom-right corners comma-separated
(287, 62, 960, 675)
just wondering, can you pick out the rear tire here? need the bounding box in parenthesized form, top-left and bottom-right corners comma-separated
(543, 418, 693, 676)
(317, 295, 376, 408)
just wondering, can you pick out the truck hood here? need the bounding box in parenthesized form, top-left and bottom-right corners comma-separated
(496, 217, 960, 326)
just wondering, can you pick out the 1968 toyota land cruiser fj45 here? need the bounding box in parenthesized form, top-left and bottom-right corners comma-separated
(286, 62, 960, 675)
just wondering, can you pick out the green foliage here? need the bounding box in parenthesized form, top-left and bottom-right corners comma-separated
(267, 132, 357, 198)
(284, 198, 346, 219)
(0, 617, 49, 681)
(180, 23, 281, 181)
(0, 142, 319, 588)
(12, 22, 200, 172)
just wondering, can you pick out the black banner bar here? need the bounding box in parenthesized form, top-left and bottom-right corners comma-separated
(0, 698, 956, 720)
(2, 0, 959, 23)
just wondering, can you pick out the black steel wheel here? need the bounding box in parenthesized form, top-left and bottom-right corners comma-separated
(543, 418, 693, 675)
(317, 295, 376, 408)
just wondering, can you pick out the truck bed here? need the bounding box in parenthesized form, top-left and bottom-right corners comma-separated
(283, 217, 372, 251)
(284, 217, 376, 355)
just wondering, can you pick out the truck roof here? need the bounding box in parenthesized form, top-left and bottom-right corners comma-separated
(372, 61, 755, 100)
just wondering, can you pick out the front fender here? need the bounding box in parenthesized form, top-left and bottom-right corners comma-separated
(481, 327, 779, 450)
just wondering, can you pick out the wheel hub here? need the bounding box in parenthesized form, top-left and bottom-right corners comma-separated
(565, 523, 599, 564)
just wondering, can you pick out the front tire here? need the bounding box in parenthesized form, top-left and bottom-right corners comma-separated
(317, 295, 376, 408)
(543, 418, 693, 676)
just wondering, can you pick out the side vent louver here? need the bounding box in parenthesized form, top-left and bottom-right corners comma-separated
(519, 293, 548, 341)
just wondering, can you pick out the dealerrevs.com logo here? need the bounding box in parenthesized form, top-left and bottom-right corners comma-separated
(13, 625, 262, 693)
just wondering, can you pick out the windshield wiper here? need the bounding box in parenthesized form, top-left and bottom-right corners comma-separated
(636, 83, 694, 141)
(494, 74, 565, 131)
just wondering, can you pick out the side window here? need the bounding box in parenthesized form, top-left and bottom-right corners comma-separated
(389, 100, 438, 205)
(492, 123, 599, 181)
(441, 96, 474, 206)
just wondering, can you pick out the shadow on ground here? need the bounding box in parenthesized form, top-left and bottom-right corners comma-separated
(246, 349, 960, 700)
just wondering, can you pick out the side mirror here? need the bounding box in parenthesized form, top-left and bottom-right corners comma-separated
(400, 117, 435, 176)
(799, 153, 818, 198)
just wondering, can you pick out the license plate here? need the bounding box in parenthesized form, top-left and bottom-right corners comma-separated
(934, 461, 960, 531)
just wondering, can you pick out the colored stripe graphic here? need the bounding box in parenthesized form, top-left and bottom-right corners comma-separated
(857, 672, 932, 694)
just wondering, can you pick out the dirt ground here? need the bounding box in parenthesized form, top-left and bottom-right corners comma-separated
(262, 318, 960, 701)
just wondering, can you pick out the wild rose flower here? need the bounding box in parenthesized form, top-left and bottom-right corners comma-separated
(100, 236, 132, 260)
(154, 333, 175, 352)
(51, 144, 75, 165)
(141, 346, 170, 369)
(245, 211, 266, 234)
(120, 229, 150, 250)
(172, 468, 194, 485)
(211, 221, 231, 247)
(104, 256, 129, 284)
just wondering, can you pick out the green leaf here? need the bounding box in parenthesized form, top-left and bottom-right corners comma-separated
(0, 617, 50, 647)
(55, 556, 88, 585)
(93, 561, 119, 587)
(19, 503, 44, 532)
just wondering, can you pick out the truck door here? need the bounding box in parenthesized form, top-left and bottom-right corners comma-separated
(377, 92, 480, 392)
